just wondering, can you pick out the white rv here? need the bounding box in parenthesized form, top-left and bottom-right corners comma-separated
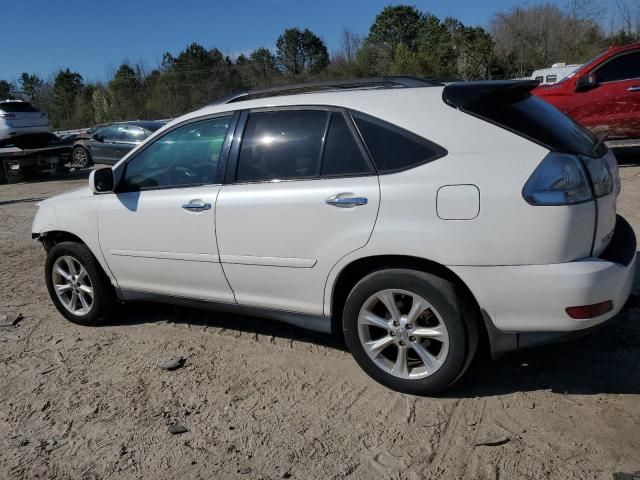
(531, 63, 582, 84)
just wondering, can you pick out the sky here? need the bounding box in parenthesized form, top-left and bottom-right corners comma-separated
(0, 0, 606, 82)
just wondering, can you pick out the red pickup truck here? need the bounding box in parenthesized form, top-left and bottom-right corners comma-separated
(532, 43, 640, 140)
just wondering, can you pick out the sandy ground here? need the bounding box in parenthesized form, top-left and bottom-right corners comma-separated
(1, 160, 639, 480)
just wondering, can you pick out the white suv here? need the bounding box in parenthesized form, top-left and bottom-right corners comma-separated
(32, 78, 636, 394)
(0, 100, 51, 141)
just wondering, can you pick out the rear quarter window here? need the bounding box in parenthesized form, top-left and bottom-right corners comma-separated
(351, 113, 447, 173)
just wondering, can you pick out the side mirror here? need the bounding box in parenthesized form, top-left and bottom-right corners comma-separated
(92, 134, 104, 142)
(89, 167, 114, 193)
(575, 73, 597, 92)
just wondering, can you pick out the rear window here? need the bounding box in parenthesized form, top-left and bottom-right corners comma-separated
(443, 81, 602, 158)
(0, 102, 39, 113)
(352, 113, 447, 173)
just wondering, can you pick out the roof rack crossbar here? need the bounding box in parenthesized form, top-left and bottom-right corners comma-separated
(211, 76, 442, 105)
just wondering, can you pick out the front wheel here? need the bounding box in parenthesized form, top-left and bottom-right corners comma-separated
(343, 269, 476, 395)
(45, 241, 114, 325)
(71, 146, 91, 168)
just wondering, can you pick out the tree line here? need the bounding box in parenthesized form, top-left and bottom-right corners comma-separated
(0, 2, 637, 130)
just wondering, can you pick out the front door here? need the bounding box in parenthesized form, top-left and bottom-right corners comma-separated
(568, 51, 640, 139)
(215, 108, 380, 315)
(98, 115, 236, 302)
(91, 125, 125, 165)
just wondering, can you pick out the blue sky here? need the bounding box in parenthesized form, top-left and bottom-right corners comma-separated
(0, 0, 604, 82)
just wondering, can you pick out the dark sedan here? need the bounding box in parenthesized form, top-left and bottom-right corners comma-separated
(71, 120, 166, 167)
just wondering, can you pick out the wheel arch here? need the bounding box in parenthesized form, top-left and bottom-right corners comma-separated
(328, 255, 485, 343)
(35, 230, 88, 252)
(35, 229, 119, 288)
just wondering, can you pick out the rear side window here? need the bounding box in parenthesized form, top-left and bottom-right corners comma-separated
(321, 113, 372, 176)
(596, 52, 640, 83)
(352, 113, 446, 173)
(0, 102, 39, 113)
(236, 110, 327, 182)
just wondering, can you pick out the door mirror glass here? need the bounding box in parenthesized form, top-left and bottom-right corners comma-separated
(575, 74, 597, 92)
(89, 167, 114, 193)
(92, 133, 104, 142)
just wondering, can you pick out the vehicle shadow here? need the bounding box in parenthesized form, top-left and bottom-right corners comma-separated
(612, 145, 640, 166)
(104, 301, 346, 351)
(103, 252, 640, 397)
(9, 167, 93, 185)
(0, 197, 44, 206)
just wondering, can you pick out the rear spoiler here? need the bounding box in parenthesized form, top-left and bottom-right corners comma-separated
(442, 80, 539, 110)
(440, 80, 604, 158)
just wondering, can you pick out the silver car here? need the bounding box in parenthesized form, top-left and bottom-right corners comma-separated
(0, 100, 51, 142)
(71, 121, 166, 167)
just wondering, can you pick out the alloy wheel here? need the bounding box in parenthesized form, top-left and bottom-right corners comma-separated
(51, 255, 94, 316)
(72, 147, 89, 168)
(357, 289, 449, 380)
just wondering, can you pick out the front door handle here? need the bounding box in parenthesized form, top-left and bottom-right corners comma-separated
(182, 200, 211, 212)
(326, 194, 368, 208)
(627, 86, 640, 92)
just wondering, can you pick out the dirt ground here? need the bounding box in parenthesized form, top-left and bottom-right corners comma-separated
(1, 160, 639, 480)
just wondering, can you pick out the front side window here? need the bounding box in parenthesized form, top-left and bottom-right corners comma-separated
(236, 110, 327, 182)
(97, 125, 124, 141)
(124, 126, 146, 141)
(596, 52, 640, 83)
(352, 113, 446, 173)
(121, 116, 231, 191)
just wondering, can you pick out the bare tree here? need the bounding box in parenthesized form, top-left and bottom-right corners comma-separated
(340, 28, 363, 63)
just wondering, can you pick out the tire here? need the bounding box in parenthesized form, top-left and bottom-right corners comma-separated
(71, 145, 91, 168)
(45, 241, 114, 326)
(0, 159, 7, 185)
(342, 269, 477, 395)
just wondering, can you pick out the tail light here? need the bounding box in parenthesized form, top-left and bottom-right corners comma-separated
(523, 153, 591, 205)
(523, 151, 619, 206)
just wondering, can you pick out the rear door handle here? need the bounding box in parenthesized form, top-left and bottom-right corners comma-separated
(627, 86, 640, 92)
(326, 194, 368, 208)
(182, 200, 211, 212)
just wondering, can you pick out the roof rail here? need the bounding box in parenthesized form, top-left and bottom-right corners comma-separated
(211, 76, 442, 105)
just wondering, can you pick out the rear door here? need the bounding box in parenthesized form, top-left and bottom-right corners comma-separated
(215, 108, 380, 315)
(568, 51, 640, 139)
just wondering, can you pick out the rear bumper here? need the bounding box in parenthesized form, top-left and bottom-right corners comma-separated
(0, 125, 52, 140)
(451, 215, 637, 355)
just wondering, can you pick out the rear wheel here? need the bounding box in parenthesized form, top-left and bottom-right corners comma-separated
(71, 145, 91, 168)
(45, 241, 114, 325)
(343, 269, 475, 395)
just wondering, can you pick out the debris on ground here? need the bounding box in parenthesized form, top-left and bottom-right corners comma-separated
(0, 312, 23, 327)
(158, 356, 186, 370)
(474, 436, 511, 447)
(168, 423, 189, 435)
